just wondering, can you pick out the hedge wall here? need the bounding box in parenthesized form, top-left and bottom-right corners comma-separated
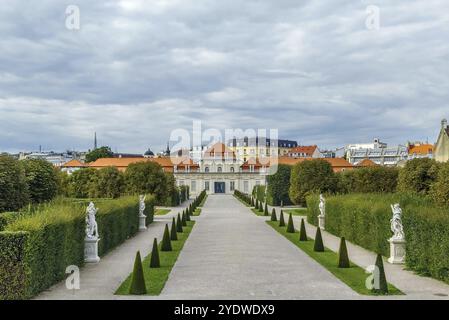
(306, 193, 449, 284)
(0, 195, 155, 299)
(252, 185, 266, 202)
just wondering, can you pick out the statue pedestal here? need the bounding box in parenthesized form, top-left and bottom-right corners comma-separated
(388, 238, 406, 264)
(84, 237, 100, 263)
(318, 215, 325, 230)
(139, 215, 147, 231)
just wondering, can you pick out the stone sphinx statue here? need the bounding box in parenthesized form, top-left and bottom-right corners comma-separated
(139, 195, 146, 217)
(319, 194, 326, 217)
(390, 203, 404, 241)
(85, 202, 99, 239)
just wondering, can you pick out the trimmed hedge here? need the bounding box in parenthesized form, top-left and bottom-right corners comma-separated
(252, 185, 266, 202)
(0, 195, 155, 299)
(336, 167, 398, 194)
(306, 193, 449, 284)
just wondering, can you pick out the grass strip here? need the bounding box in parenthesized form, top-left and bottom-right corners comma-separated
(282, 208, 307, 216)
(266, 221, 403, 296)
(115, 220, 195, 296)
(192, 208, 202, 216)
(154, 209, 171, 216)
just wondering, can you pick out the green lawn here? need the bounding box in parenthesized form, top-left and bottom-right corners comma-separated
(154, 209, 171, 215)
(266, 221, 403, 296)
(115, 221, 195, 296)
(282, 208, 307, 216)
(251, 208, 269, 216)
(192, 208, 202, 216)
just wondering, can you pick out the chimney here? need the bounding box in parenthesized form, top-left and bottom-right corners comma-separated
(442, 119, 448, 129)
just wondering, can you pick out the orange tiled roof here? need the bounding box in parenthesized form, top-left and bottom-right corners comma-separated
(288, 145, 318, 156)
(203, 142, 236, 159)
(267, 156, 353, 169)
(356, 159, 378, 167)
(408, 144, 434, 155)
(61, 159, 87, 167)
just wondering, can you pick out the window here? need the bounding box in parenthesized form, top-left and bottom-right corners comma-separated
(205, 181, 210, 191)
(243, 180, 249, 192)
(230, 166, 235, 172)
(217, 166, 222, 173)
(255, 180, 260, 186)
(191, 180, 196, 192)
(230, 181, 235, 191)
(205, 166, 209, 173)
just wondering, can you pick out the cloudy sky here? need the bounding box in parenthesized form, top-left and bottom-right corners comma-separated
(1, 0, 448, 154)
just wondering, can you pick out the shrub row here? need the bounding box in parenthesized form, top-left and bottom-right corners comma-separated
(306, 193, 449, 284)
(0, 195, 155, 299)
(234, 190, 251, 205)
(252, 185, 266, 202)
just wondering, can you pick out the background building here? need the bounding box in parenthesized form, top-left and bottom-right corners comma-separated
(227, 137, 297, 162)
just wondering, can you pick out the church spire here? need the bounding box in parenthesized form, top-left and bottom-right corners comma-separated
(94, 132, 98, 150)
(165, 141, 171, 156)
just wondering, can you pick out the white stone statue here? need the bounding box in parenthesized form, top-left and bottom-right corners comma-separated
(390, 203, 405, 241)
(319, 194, 326, 217)
(139, 195, 146, 217)
(85, 202, 99, 239)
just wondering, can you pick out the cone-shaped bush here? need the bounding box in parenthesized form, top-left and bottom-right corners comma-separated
(338, 237, 350, 268)
(255, 199, 259, 210)
(270, 208, 277, 221)
(372, 254, 388, 294)
(181, 211, 187, 226)
(251, 197, 254, 207)
(313, 227, 324, 252)
(185, 209, 191, 221)
(279, 210, 285, 227)
(170, 217, 178, 241)
(286, 213, 295, 233)
(129, 251, 147, 294)
(149, 238, 160, 268)
(264, 203, 269, 216)
(161, 224, 172, 251)
(176, 214, 183, 232)
(299, 218, 308, 241)
(258, 200, 263, 212)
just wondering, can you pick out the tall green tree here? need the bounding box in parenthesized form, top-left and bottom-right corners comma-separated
(0, 155, 29, 212)
(398, 158, 439, 194)
(266, 164, 292, 205)
(21, 158, 59, 203)
(125, 162, 168, 204)
(93, 166, 124, 198)
(289, 159, 337, 205)
(85, 146, 113, 163)
(68, 168, 98, 198)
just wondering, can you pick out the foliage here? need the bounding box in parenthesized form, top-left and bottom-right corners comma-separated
(336, 167, 398, 194)
(299, 218, 307, 241)
(313, 227, 324, 252)
(289, 159, 337, 206)
(266, 164, 293, 206)
(397, 158, 439, 195)
(176, 214, 183, 232)
(372, 254, 388, 294)
(270, 208, 277, 222)
(85, 146, 113, 163)
(125, 162, 168, 204)
(91, 166, 124, 199)
(0, 155, 29, 212)
(430, 162, 449, 206)
(286, 213, 295, 233)
(279, 210, 285, 227)
(129, 251, 147, 295)
(170, 217, 178, 241)
(161, 224, 172, 252)
(149, 238, 160, 268)
(21, 159, 59, 204)
(67, 168, 98, 198)
(338, 237, 350, 268)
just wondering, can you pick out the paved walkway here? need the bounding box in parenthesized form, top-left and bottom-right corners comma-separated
(270, 207, 449, 300)
(36, 201, 192, 300)
(159, 195, 358, 299)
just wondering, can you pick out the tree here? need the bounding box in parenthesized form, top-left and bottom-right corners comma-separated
(85, 146, 113, 163)
(67, 168, 98, 198)
(170, 217, 178, 241)
(286, 213, 295, 233)
(313, 227, 324, 252)
(338, 237, 350, 268)
(337, 167, 398, 194)
(372, 254, 388, 294)
(299, 218, 307, 241)
(129, 251, 147, 294)
(20, 159, 58, 203)
(125, 162, 168, 204)
(270, 208, 277, 222)
(279, 210, 285, 227)
(93, 166, 124, 198)
(398, 158, 439, 195)
(289, 159, 337, 205)
(266, 164, 292, 206)
(161, 224, 172, 251)
(149, 238, 160, 268)
(0, 155, 29, 212)
(430, 162, 449, 206)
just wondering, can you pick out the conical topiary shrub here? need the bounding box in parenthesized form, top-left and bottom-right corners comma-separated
(161, 224, 172, 251)
(286, 213, 295, 233)
(129, 251, 147, 294)
(372, 254, 388, 294)
(255, 199, 259, 210)
(251, 197, 254, 207)
(279, 210, 285, 227)
(264, 203, 269, 216)
(299, 218, 307, 241)
(270, 208, 277, 221)
(181, 211, 187, 226)
(313, 227, 324, 252)
(176, 214, 183, 232)
(170, 217, 178, 241)
(185, 209, 191, 221)
(338, 237, 350, 268)
(149, 238, 160, 268)
(258, 200, 263, 213)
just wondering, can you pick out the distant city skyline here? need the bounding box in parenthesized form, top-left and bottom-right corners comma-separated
(1, 1, 448, 154)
